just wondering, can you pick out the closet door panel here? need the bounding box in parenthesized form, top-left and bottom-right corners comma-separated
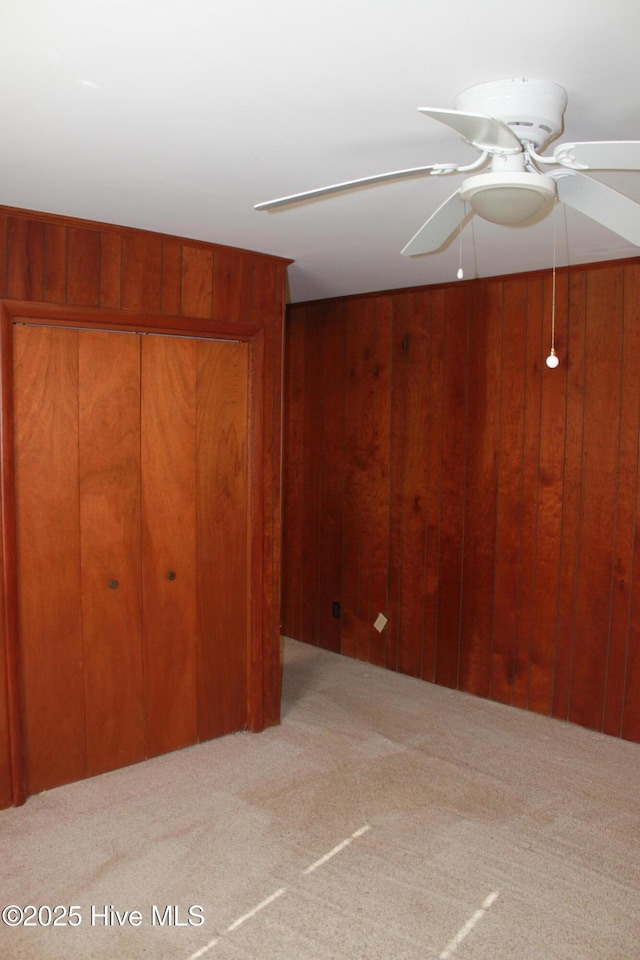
(196, 339, 249, 739)
(78, 331, 144, 776)
(13, 325, 85, 793)
(141, 335, 198, 757)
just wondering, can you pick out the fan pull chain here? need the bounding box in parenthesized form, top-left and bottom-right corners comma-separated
(546, 199, 560, 369)
(457, 199, 465, 279)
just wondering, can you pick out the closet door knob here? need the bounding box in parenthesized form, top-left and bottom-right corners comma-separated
(167, 571, 176, 581)
(108, 580, 119, 590)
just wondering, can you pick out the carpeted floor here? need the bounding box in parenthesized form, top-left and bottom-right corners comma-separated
(1, 637, 639, 959)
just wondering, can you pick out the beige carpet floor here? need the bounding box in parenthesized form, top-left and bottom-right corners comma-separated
(1, 637, 639, 959)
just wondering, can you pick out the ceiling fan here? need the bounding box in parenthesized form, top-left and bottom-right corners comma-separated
(255, 78, 640, 256)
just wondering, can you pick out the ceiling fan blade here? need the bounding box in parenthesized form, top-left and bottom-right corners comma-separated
(418, 107, 522, 155)
(254, 165, 442, 210)
(401, 189, 466, 256)
(555, 171, 640, 245)
(553, 140, 640, 170)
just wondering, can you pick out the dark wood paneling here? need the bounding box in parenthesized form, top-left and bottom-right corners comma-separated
(182, 245, 214, 318)
(67, 228, 101, 306)
(316, 305, 346, 655)
(0, 204, 288, 808)
(100, 232, 122, 308)
(459, 280, 500, 698)
(281, 310, 305, 642)
(43, 223, 68, 303)
(610, 263, 640, 738)
(122, 235, 163, 313)
(8, 218, 44, 301)
(283, 256, 640, 744)
(434, 285, 468, 690)
(491, 277, 527, 704)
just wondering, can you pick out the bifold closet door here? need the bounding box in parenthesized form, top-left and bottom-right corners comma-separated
(79, 330, 145, 778)
(193, 338, 249, 741)
(141, 335, 249, 751)
(13, 326, 144, 791)
(13, 323, 250, 796)
(13, 325, 86, 794)
(141, 334, 198, 758)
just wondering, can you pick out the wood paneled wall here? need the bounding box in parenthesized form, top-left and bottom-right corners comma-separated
(282, 259, 640, 743)
(0, 205, 289, 809)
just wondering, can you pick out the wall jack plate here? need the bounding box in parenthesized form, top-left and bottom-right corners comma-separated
(373, 612, 388, 633)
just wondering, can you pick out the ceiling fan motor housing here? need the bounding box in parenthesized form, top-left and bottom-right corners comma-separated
(454, 78, 568, 150)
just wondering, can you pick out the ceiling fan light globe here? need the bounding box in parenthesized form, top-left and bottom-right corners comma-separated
(461, 172, 556, 225)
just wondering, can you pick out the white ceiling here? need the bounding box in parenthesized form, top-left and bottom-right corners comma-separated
(2, 1, 640, 303)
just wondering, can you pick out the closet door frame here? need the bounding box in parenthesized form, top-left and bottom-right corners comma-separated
(0, 299, 268, 807)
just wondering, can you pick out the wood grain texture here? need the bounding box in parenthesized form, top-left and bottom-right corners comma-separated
(122, 235, 163, 313)
(434, 285, 468, 690)
(141, 335, 198, 757)
(316, 305, 347, 655)
(8, 218, 44, 301)
(67, 228, 101, 306)
(182, 245, 214, 319)
(491, 277, 528, 705)
(280, 310, 306, 642)
(283, 257, 640, 744)
(459, 279, 500, 698)
(611, 263, 640, 738)
(13, 325, 85, 793)
(196, 339, 249, 740)
(43, 223, 68, 303)
(0, 204, 287, 809)
(79, 330, 145, 777)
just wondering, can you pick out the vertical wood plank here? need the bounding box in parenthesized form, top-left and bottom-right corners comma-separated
(527, 271, 568, 715)
(316, 305, 346, 654)
(367, 297, 393, 667)
(608, 264, 640, 736)
(122, 234, 163, 313)
(141, 335, 198, 757)
(553, 268, 586, 722)
(300, 305, 323, 646)
(459, 280, 501, 697)
(491, 277, 528, 704)
(249, 257, 285, 731)
(394, 292, 430, 678)
(67, 227, 101, 306)
(196, 339, 249, 740)
(281, 308, 305, 642)
(512, 276, 543, 709)
(213, 250, 252, 322)
(435, 285, 468, 689)
(0, 213, 8, 297)
(569, 267, 623, 730)
(422, 288, 445, 683)
(79, 330, 144, 776)
(340, 299, 365, 659)
(161, 240, 182, 316)
(8, 218, 44, 300)
(13, 325, 85, 793)
(43, 223, 68, 303)
(181, 245, 214, 318)
(100, 232, 122, 308)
